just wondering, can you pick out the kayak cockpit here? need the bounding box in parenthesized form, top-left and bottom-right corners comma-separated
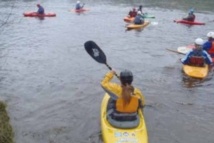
(106, 98, 140, 129)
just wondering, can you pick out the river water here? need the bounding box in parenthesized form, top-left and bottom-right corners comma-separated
(0, 0, 214, 143)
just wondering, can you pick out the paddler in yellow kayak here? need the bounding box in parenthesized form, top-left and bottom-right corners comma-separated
(181, 38, 212, 66)
(101, 70, 145, 116)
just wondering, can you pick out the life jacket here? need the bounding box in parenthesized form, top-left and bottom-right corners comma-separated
(188, 56, 205, 67)
(116, 96, 140, 113)
(208, 41, 214, 55)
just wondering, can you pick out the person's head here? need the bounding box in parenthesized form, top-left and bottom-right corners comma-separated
(77, 1, 80, 4)
(37, 4, 40, 7)
(194, 38, 204, 51)
(139, 5, 143, 9)
(120, 70, 133, 86)
(189, 9, 194, 14)
(207, 31, 214, 40)
(133, 8, 136, 11)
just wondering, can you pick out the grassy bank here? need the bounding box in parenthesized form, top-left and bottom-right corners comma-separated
(0, 101, 14, 143)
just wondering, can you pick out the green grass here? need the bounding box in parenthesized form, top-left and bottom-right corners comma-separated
(0, 101, 14, 143)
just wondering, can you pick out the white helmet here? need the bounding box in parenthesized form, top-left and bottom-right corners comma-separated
(211, 32, 214, 39)
(77, 1, 80, 3)
(194, 38, 204, 45)
(137, 11, 141, 14)
(207, 31, 214, 37)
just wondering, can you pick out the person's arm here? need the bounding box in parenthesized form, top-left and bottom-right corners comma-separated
(181, 51, 192, 64)
(81, 3, 85, 8)
(101, 71, 121, 100)
(203, 51, 213, 65)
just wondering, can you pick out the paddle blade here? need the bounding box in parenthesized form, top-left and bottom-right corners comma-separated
(84, 41, 107, 64)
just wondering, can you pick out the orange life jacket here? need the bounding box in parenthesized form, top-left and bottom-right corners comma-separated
(116, 96, 139, 113)
(188, 56, 205, 66)
(208, 41, 214, 54)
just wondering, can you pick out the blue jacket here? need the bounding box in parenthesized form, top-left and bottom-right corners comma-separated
(134, 14, 144, 24)
(76, 3, 84, 10)
(181, 49, 212, 65)
(203, 41, 212, 51)
(37, 6, 44, 14)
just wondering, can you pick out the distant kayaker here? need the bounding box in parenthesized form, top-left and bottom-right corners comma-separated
(37, 4, 45, 14)
(134, 11, 145, 25)
(203, 31, 214, 58)
(101, 70, 145, 114)
(181, 38, 212, 66)
(183, 9, 195, 22)
(137, 5, 143, 14)
(75, 1, 84, 10)
(128, 8, 137, 17)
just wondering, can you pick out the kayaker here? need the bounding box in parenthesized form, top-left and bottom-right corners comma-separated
(128, 8, 137, 17)
(101, 70, 145, 114)
(203, 31, 214, 58)
(36, 4, 45, 14)
(137, 5, 143, 14)
(75, 1, 84, 10)
(181, 38, 212, 66)
(183, 9, 195, 22)
(134, 11, 145, 25)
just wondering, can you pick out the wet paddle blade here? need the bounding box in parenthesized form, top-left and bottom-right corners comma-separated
(84, 41, 107, 64)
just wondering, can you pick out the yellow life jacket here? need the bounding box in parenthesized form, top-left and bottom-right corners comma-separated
(116, 96, 140, 113)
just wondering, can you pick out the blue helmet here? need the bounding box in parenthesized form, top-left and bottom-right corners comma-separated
(189, 8, 194, 14)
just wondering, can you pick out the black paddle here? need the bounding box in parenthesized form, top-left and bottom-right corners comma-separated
(84, 40, 119, 78)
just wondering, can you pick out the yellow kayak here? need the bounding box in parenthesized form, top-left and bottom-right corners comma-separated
(183, 64, 209, 78)
(127, 21, 150, 30)
(101, 93, 148, 143)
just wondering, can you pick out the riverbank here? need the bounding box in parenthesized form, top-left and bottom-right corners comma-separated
(0, 101, 14, 143)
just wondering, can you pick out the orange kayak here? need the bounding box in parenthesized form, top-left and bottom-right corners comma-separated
(23, 12, 56, 17)
(126, 21, 150, 30)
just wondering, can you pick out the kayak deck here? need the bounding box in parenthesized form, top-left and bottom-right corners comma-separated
(71, 8, 89, 13)
(126, 21, 150, 30)
(183, 64, 209, 78)
(101, 93, 148, 143)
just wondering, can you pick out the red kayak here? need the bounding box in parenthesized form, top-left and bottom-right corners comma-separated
(71, 8, 89, 13)
(23, 12, 56, 17)
(174, 20, 205, 25)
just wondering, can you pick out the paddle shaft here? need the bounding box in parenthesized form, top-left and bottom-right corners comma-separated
(166, 48, 185, 55)
(105, 63, 120, 79)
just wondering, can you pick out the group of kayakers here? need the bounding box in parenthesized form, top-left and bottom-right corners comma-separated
(129, 6, 196, 25)
(33, 2, 213, 122)
(102, 35, 214, 121)
(128, 5, 145, 25)
(181, 31, 214, 66)
(35, 1, 85, 14)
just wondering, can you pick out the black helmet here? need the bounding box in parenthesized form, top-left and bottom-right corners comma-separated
(120, 70, 133, 85)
